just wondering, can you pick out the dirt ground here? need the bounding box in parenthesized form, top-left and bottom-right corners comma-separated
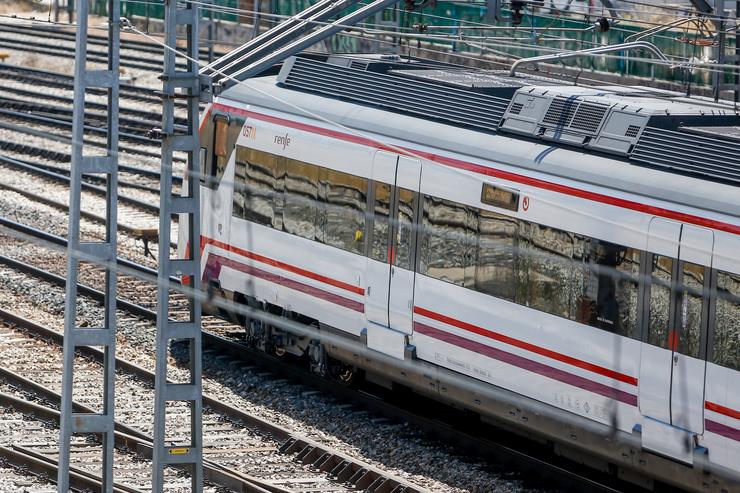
(0, 0, 43, 15)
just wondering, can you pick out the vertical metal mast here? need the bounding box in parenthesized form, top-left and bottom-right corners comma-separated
(58, 0, 120, 491)
(152, 0, 203, 490)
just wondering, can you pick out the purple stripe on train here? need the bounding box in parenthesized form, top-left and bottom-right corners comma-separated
(205, 254, 364, 313)
(414, 321, 638, 406)
(706, 419, 740, 442)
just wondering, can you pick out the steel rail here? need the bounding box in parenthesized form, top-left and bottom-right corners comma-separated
(0, 154, 159, 214)
(0, 381, 273, 493)
(0, 111, 177, 161)
(0, 138, 183, 180)
(0, 104, 159, 144)
(0, 147, 160, 194)
(0, 63, 181, 104)
(0, 442, 129, 493)
(0, 85, 186, 127)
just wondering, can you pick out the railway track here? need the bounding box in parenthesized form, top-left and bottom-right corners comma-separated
(0, 22, 224, 72)
(0, 300, 430, 493)
(0, 217, 626, 493)
(0, 63, 181, 106)
(0, 157, 163, 241)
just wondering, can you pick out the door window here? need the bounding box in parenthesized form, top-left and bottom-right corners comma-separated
(394, 188, 416, 270)
(648, 254, 674, 349)
(675, 262, 706, 358)
(370, 181, 391, 262)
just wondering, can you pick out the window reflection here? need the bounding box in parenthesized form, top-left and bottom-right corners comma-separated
(395, 188, 416, 270)
(370, 182, 391, 262)
(714, 271, 740, 370)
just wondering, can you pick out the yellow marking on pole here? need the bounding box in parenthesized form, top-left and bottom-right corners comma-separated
(168, 447, 190, 455)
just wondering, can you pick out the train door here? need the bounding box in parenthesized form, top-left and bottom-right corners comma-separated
(365, 151, 396, 328)
(364, 151, 421, 359)
(670, 225, 712, 434)
(387, 155, 422, 334)
(639, 218, 712, 462)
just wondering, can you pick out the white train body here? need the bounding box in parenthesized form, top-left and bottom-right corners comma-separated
(183, 55, 740, 491)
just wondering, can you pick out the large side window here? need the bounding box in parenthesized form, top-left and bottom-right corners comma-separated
(516, 222, 588, 320)
(318, 167, 367, 255)
(713, 271, 740, 370)
(474, 209, 517, 302)
(233, 146, 283, 228)
(283, 159, 319, 241)
(370, 181, 391, 262)
(418, 192, 644, 340)
(582, 242, 642, 339)
(419, 195, 475, 286)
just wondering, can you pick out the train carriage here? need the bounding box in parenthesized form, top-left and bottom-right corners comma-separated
(181, 54, 740, 491)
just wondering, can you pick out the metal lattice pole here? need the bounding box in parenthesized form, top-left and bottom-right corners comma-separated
(152, 0, 203, 490)
(58, 0, 120, 492)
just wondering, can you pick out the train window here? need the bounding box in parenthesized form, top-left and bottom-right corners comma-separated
(474, 209, 517, 301)
(713, 271, 740, 370)
(233, 146, 283, 228)
(282, 159, 319, 241)
(212, 115, 230, 183)
(394, 188, 416, 270)
(419, 195, 475, 286)
(676, 262, 705, 358)
(199, 147, 207, 184)
(318, 167, 367, 254)
(481, 183, 519, 212)
(648, 255, 674, 349)
(370, 182, 391, 262)
(414, 192, 651, 341)
(580, 242, 641, 339)
(516, 222, 588, 320)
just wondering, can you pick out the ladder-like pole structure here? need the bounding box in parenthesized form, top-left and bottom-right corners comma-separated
(152, 0, 204, 490)
(58, 0, 121, 491)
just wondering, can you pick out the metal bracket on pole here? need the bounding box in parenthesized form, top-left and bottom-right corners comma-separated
(152, 0, 204, 490)
(58, 1, 120, 492)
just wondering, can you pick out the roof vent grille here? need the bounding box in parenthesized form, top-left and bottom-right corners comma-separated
(278, 57, 511, 133)
(570, 102, 609, 133)
(625, 124, 641, 138)
(509, 102, 524, 115)
(632, 127, 740, 184)
(542, 97, 578, 126)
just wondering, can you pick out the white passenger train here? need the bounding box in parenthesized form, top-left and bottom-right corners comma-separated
(181, 54, 740, 491)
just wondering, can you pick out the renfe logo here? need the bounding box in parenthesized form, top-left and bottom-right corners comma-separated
(274, 133, 291, 150)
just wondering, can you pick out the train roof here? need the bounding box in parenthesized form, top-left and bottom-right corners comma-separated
(218, 54, 740, 219)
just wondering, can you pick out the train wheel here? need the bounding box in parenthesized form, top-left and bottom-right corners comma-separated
(329, 360, 359, 387)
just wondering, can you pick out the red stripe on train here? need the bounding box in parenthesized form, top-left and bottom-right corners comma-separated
(706, 401, 740, 421)
(414, 306, 639, 386)
(201, 236, 365, 295)
(213, 103, 740, 237)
